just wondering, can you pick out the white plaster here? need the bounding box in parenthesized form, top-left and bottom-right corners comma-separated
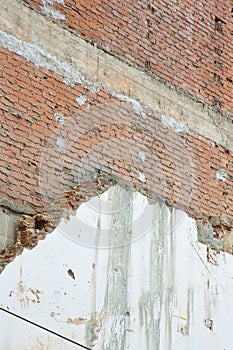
(138, 172, 146, 183)
(138, 151, 146, 162)
(42, 0, 66, 21)
(114, 94, 148, 119)
(76, 95, 87, 106)
(0, 31, 84, 87)
(216, 169, 228, 182)
(56, 137, 66, 153)
(161, 114, 189, 133)
(0, 187, 233, 349)
(54, 113, 65, 125)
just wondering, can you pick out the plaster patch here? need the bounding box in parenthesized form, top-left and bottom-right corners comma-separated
(216, 169, 227, 181)
(114, 94, 148, 118)
(56, 137, 66, 153)
(0, 31, 84, 87)
(76, 95, 87, 106)
(161, 114, 189, 133)
(42, 0, 66, 21)
(138, 172, 146, 183)
(54, 113, 65, 125)
(139, 151, 146, 163)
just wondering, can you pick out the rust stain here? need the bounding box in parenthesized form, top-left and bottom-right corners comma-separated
(67, 317, 87, 325)
(29, 288, 41, 303)
(10, 280, 42, 307)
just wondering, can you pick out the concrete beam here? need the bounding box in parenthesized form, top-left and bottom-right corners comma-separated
(0, 0, 232, 150)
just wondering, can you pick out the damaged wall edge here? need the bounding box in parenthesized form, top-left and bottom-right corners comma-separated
(1, 173, 233, 273)
(0, 196, 36, 215)
(0, 173, 117, 272)
(197, 215, 233, 255)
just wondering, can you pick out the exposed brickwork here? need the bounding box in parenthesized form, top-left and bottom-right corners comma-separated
(21, 0, 233, 115)
(0, 48, 232, 220)
(0, 213, 54, 272)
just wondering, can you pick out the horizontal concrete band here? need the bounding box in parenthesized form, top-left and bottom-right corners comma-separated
(0, 0, 232, 150)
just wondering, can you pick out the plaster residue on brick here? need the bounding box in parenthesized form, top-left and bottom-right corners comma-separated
(0, 30, 85, 88)
(113, 94, 148, 119)
(139, 151, 146, 163)
(54, 113, 65, 125)
(56, 137, 66, 153)
(76, 95, 87, 106)
(42, 0, 66, 21)
(161, 114, 189, 133)
(0, 0, 232, 150)
(216, 169, 228, 181)
(138, 172, 146, 183)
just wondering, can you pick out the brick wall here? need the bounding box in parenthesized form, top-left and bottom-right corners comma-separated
(1, 47, 232, 219)
(21, 0, 233, 115)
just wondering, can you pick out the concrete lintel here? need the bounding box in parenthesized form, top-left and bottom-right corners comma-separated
(0, 0, 232, 150)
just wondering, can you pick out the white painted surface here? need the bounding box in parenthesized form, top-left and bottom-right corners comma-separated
(0, 186, 233, 350)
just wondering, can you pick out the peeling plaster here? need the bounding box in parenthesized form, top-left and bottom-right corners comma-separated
(138, 151, 146, 163)
(0, 30, 84, 87)
(56, 137, 66, 153)
(54, 113, 65, 125)
(42, 0, 66, 21)
(76, 95, 87, 106)
(216, 169, 227, 181)
(161, 114, 189, 133)
(138, 172, 146, 183)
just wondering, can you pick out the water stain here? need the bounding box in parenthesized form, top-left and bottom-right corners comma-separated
(67, 317, 87, 325)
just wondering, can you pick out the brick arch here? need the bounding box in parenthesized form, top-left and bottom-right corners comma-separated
(39, 117, 194, 224)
